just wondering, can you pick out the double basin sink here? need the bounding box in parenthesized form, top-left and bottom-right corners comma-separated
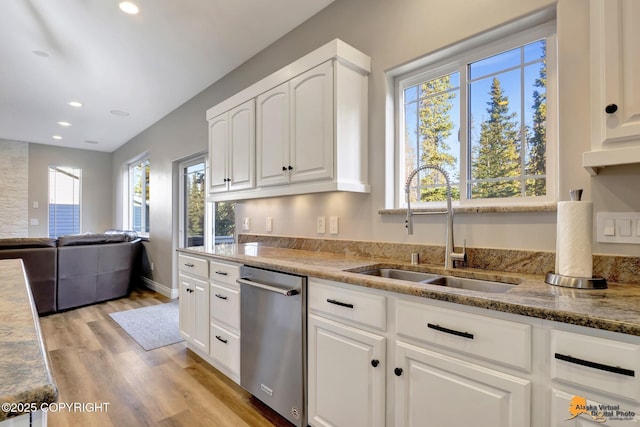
(357, 268, 515, 293)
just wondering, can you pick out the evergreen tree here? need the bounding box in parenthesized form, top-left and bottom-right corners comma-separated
(187, 171, 205, 239)
(215, 202, 235, 239)
(472, 77, 521, 198)
(417, 75, 459, 201)
(526, 43, 547, 196)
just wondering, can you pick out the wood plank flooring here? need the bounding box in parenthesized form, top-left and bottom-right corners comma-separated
(39, 287, 293, 427)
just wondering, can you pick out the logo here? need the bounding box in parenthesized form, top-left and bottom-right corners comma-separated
(566, 396, 636, 423)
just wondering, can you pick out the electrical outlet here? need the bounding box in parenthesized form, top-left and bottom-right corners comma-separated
(266, 216, 273, 232)
(242, 217, 251, 231)
(329, 216, 339, 234)
(316, 216, 326, 234)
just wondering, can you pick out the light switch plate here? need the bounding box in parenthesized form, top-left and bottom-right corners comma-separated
(265, 217, 273, 233)
(242, 217, 251, 231)
(597, 212, 640, 244)
(329, 216, 339, 234)
(316, 216, 326, 234)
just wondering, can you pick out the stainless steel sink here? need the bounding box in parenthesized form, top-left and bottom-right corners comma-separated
(356, 268, 515, 293)
(425, 276, 515, 293)
(358, 268, 441, 283)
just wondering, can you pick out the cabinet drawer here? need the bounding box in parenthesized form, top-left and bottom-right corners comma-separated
(551, 329, 640, 402)
(210, 323, 240, 376)
(308, 279, 386, 331)
(210, 283, 240, 331)
(209, 260, 240, 286)
(396, 299, 531, 371)
(178, 254, 209, 278)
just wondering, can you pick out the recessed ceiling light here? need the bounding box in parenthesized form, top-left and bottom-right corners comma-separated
(32, 50, 49, 58)
(68, 101, 83, 108)
(119, 1, 139, 14)
(84, 140, 99, 145)
(57, 121, 71, 127)
(52, 135, 63, 140)
(110, 109, 130, 117)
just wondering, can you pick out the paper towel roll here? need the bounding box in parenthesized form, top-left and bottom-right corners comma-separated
(555, 201, 593, 278)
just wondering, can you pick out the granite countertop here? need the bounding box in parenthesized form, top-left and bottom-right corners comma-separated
(179, 243, 640, 337)
(0, 259, 58, 421)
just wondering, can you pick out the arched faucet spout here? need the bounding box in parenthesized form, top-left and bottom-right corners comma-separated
(404, 164, 466, 269)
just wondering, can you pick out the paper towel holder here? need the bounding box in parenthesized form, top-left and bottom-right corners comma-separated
(545, 272, 607, 289)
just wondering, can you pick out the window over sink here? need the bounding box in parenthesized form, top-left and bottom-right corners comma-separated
(390, 17, 557, 209)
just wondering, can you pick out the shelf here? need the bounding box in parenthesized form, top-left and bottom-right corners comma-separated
(583, 145, 640, 175)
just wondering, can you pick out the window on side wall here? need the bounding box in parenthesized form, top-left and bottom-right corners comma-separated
(128, 158, 150, 236)
(49, 166, 81, 238)
(396, 21, 556, 208)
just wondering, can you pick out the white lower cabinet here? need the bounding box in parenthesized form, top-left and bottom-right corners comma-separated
(545, 322, 640, 426)
(394, 340, 530, 427)
(308, 314, 386, 427)
(178, 253, 210, 353)
(308, 278, 539, 427)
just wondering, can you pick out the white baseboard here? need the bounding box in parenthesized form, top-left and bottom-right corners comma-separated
(140, 276, 179, 299)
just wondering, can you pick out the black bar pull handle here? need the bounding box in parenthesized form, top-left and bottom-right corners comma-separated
(327, 298, 354, 309)
(555, 353, 635, 377)
(214, 293, 228, 300)
(427, 323, 474, 340)
(215, 335, 228, 344)
(184, 263, 195, 267)
(214, 270, 228, 276)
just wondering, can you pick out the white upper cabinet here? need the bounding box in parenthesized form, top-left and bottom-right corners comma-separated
(289, 61, 334, 184)
(585, 0, 640, 174)
(207, 39, 370, 200)
(257, 82, 290, 187)
(209, 100, 255, 193)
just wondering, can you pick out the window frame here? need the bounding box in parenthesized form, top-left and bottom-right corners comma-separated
(392, 20, 557, 209)
(48, 165, 82, 238)
(125, 155, 150, 237)
(178, 155, 208, 249)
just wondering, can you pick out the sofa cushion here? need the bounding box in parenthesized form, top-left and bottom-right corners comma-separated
(0, 238, 57, 249)
(57, 233, 127, 247)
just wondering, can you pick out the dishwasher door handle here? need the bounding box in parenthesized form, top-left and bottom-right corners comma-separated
(236, 277, 300, 296)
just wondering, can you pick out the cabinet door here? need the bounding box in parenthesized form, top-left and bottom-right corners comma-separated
(257, 82, 290, 187)
(192, 276, 210, 353)
(228, 100, 255, 191)
(394, 341, 530, 427)
(290, 60, 334, 183)
(550, 388, 640, 426)
(179, 274, 195, 341)
(591, 0, 640, 145)
(308, 314, 385, 427)
(208, 114, 229, 193)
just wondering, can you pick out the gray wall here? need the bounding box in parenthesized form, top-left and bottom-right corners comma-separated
(112, 0, 640, 291)
(28, 143, 113, 236)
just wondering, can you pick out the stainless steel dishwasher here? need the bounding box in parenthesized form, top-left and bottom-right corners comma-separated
(237, 265, 307, 427)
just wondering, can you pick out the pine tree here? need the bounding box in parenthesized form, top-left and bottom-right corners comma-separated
(417, 75, 459, 201)
(187, 171, 205, 239)
(472, 77, 521, 198)
(526, 43, 547, 196)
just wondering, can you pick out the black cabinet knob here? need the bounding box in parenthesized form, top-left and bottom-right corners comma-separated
(282, 166, 287, 171)
(371, 359, 379, 368)
(605, 104, 618, 114)
(394, 367, 403, 376)
(288, 165, 293, 170)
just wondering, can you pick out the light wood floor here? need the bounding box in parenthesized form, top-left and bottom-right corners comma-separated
(39, 287, 293, 427)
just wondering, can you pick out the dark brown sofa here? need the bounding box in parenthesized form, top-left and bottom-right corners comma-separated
(56, 233, 141, 311)
(0, 233, 141, 315)
(0, 238, 58, 314)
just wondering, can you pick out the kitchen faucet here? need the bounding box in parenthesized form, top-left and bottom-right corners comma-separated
(405, 164, 466, 269)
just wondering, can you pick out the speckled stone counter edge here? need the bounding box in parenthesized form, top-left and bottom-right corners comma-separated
(182, 239, 640, 337)
(0, 259, 58, 421)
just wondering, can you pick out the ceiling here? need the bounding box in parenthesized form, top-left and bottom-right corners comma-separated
(0, 0, 335, 153)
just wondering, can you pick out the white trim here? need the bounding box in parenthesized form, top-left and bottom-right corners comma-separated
(141, 276, 178, 299)
(388, 15, 557, 210)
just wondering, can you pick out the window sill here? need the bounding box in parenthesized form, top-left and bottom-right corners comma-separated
(379, 202, 557, 215)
